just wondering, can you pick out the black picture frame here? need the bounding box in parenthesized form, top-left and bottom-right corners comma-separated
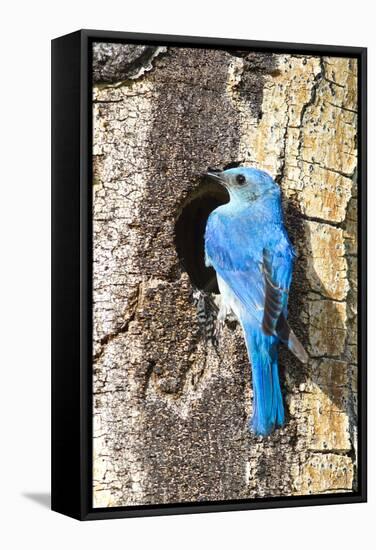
(51, 29, 367, 521)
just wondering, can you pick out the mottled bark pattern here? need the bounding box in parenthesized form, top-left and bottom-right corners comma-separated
(92, 45, 358, 507)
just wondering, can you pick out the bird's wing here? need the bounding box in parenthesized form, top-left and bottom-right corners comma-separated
(262, 243, 308, 362)
(205, 211, 294, 328)
(262, 244, 293, 336)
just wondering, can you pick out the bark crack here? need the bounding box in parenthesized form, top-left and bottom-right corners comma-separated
(93, 283, 141, 362)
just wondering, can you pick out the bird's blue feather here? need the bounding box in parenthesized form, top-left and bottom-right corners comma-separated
(243, 325, 284, 435)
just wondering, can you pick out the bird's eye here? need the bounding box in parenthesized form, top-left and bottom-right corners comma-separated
(236, 174, 246, 185)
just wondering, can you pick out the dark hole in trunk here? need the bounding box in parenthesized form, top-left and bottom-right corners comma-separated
(175, 178, 229, 293)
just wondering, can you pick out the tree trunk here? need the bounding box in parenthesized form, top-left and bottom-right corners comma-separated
(92, 45, 358, 507)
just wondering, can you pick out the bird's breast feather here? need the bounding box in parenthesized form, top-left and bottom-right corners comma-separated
(205, 210, 263, 272)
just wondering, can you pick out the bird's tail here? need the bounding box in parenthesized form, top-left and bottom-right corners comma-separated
(242, 323, 284, 436)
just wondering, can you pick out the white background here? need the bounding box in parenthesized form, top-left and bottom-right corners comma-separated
(1, 1, 373, 548)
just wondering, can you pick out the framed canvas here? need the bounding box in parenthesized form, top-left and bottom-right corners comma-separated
(51, 29, 367, 520)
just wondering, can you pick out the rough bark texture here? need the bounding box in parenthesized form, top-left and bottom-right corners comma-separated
(92, 45, 358, 507)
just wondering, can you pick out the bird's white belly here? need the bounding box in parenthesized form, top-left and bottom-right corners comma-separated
(217, 275, 246, 322)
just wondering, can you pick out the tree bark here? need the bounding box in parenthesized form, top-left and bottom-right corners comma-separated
(92, 45, 358, 507)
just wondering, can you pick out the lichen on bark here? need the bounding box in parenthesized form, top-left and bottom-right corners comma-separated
(92, 44, 358, 507)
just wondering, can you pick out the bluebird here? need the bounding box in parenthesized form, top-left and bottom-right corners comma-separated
(204, 167, 308, 436)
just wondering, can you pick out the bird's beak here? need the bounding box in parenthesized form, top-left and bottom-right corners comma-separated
(205, 171, 227, 186)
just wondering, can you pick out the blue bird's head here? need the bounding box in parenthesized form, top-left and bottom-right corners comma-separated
(206, 167, 280, 205)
